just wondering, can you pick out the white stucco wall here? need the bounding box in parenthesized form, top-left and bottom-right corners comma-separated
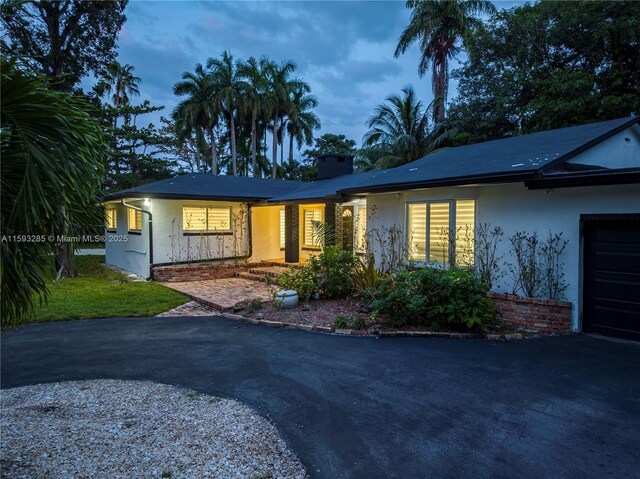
(250, 205, 284, 263)
(567, 124, 640, 169)
(367, 182, 640, 331)
(104, 201, 151, 278)
(105, 199, 250, 277)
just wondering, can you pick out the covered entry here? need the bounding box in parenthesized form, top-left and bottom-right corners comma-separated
(582, 215, 640, 340)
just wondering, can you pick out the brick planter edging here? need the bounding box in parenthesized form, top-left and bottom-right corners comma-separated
(487, 292, 572, 334)
(152, 262, 250, 282)
(219, 312, 528, 340)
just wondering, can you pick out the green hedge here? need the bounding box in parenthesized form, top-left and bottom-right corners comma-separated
(372, 268, 496, 332)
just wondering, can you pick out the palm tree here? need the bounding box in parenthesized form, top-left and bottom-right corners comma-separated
(363, 86, 449, 169)
(286, 87, 320, 164)
(1, 58, 108, 326)
(263, 59, 302, 178)
(208, 51, 242, 176)
(97, 61, 141, 107)
(173, 64, 220, 174)
(395, 0, 496, 123)
(238, 56, 267, 177)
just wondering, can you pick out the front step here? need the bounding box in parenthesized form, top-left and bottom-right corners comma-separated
(237, 271, 280, 284)
(248, 266, 291, 277)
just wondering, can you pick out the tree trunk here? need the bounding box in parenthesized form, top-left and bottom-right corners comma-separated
(289, 132, 294, 165)
(279, 116, 285, 166)
(251, 107, 257, 177)
(54, 206, 77, 279)
(230, 112, 238, 176)
(208, 126, 218, 174)
(433, 54, 447, 123)
(272, 115, 278, 179)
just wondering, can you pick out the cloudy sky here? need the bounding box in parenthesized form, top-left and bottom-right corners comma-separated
(114, 0, 524, 154)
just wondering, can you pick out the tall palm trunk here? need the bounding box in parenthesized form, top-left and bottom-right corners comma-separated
(230, 112, 238, 176)
(207, 126, 218, 174)
(271, 114, 278, 179)
(432, 48, 447, 123)
(251, 106, 258, 177)
(289, 131, 294, 165)
(279, 116, 285, 166)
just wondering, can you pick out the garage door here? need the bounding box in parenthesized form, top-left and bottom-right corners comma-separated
(583, 218, 640, 341)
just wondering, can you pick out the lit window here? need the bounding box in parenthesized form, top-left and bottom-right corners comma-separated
(303, 208, 322, 247)
(183, 207, 231, 233)
(280, 209, 286, 249)
(455, 200, 475, 267)
(407, 200, 475, 267)
(355, 206, 367, 252)
(128, 209, 142, 231)
(106, 208, 117, 231)
(408, 203, 426, 261)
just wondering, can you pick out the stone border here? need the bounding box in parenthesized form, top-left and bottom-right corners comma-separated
(220, 312, 530, 340)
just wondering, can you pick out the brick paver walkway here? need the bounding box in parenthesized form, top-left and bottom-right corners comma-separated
(161, 278, 273, 311)
(156, 301, 219, 317)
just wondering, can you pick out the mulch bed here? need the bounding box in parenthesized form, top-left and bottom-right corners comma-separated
(240, 299, 376, 333)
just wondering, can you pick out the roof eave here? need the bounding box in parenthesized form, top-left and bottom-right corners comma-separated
(103, 191, 275, 202)
(525, 169, 640, 189)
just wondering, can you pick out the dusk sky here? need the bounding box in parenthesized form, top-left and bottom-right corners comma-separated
(112, 1, 525, 155)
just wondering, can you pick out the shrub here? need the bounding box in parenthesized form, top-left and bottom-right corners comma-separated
(233, 298, 262, 313)
(309, 246, 357, 299)
(278, 265, 319, 306)
(333, 315, 350, 329)
(372, 268, 496, 332)
(351, 251, 385, 301)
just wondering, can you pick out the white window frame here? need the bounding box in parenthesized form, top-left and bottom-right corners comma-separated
(405, 199, 476, 268)
(182, 206, 232, 234)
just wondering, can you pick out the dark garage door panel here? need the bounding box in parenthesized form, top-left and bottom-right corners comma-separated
(584, 220, 640, 341)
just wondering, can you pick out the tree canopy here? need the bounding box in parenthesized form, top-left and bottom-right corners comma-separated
(1, 0, 127, 92)
(446, 0, 640, 145)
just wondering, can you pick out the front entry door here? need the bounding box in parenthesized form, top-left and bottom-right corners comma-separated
(341, 206, 354, 252)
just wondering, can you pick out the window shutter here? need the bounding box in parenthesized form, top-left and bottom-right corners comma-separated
(183, 207, 207, 231)
(208, 208, 231, 231)
(280, 209, 286, 249)
(455, 200, 475, 267)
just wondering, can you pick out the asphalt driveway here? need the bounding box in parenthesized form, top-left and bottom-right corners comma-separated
(2, 316, 639, 478)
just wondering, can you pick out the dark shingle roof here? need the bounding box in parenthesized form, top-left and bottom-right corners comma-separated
(103, 174, 305, 201)
(338, 116, 639, 195)
(104, 117, 638, 203)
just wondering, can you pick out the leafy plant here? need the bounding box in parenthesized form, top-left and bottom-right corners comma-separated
(278, 265, 319, 307)
(233, 298, 262, 313)
(372, 268, 496, 332)
(352, 316, 367, 330)
(333, 315, 350, 329)
(540, 230, 569, 300)
(351, 251, 385, 301)
(309, 246, 358, 299)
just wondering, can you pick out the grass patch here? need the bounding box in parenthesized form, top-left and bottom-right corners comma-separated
(30, 256, 189, 322)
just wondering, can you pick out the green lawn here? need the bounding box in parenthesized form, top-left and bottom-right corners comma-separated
(31, 256, 189, 322)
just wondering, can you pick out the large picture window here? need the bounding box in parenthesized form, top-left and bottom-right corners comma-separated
(407, 200, 475, 267)
(183, 206, 231, 233)
(106, 207, 117, 231)
(303, 208, 322, 248)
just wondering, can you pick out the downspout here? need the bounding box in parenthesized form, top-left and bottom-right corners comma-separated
(121, 199, 153, 278)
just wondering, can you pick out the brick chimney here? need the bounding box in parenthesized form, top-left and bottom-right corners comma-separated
(316, 153, 354, 180)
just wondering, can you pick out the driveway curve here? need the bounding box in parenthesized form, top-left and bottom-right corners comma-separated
(2, 316, 639, 478)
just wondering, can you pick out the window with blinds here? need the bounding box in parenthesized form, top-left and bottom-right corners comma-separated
(408, 203, 427, 261)
(106, 208, 117, 231)
(303, 208, 322, 247)
(428, 202, 450, 264)
(280, 209, 286, 249)
(183, 207, 231, 233)
(455, 200, 475, 267)
(128, 209, 142, 231)
(407, 200, 476, 267)
(355, 207, 367, 252)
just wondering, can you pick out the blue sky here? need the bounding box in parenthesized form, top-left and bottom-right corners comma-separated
(112, 1, 525, 155)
